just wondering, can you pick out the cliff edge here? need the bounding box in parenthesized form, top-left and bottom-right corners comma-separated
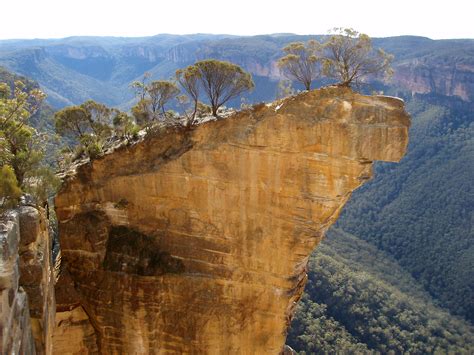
(54, 87, 410, 354)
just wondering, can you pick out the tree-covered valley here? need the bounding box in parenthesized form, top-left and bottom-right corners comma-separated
(1, 33, 473, 353)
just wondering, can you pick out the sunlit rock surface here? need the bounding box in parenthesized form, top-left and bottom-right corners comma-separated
(55, 87, 409, 354)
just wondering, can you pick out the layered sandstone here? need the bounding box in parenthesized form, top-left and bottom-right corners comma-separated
(55, 87, 410, 354)
(392, 59, 474, 102)
(0, 205, 55, 354)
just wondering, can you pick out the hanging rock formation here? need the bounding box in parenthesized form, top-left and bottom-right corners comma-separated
(54, 87, 410, 354)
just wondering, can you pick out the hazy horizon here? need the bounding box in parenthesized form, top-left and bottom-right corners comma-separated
(1, 32, 473, 43)
(1, 0, 473, 41)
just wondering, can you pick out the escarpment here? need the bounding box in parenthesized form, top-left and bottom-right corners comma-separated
(54, 87, 410, 354)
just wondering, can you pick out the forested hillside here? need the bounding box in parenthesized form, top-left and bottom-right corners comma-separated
(335, 93, 474, 322)
(287, 229, 474, 353)
(1, 34, 473, 352)
(285, 89, 474, 351)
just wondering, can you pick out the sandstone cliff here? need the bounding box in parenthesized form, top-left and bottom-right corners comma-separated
(392, 59, 474, 102)
(0, 205, 55, 354)
(54, 87, 409, 354)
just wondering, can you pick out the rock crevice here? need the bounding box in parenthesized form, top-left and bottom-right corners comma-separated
(0, 205, 55, 354)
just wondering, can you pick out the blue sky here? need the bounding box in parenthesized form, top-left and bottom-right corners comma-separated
(1, 0, 473, 40)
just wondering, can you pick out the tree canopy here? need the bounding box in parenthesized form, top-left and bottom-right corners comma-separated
(322, 28, 393, 87)
(0, 78, 58, 209)
(146, 80, 180, 117)
(277, 40, 322, 91)
(287, 228, 474, 353)
(0, 165, 22, 210)
(176, 65, 201, 126)
(192, 60, 254, 117)
(0, 80, 46, 186)
(54, 100, 119, 157)
(130, 77, 179, 127)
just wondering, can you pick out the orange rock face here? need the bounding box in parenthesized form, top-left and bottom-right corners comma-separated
(54, 88, 409, 354)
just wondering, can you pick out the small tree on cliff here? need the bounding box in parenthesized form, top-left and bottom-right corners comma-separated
(130, 79, 180, 126)
(113, 112, 137, 138)
(54, 105, 90, 140)
(54, 100, 117, 157)
(80, 100, 114, 138)
(322, 28, 393, 87)
(176, 65, 201, 127)
(146, 80, 180, 118)
(130, 72, 151, 101)
(55, 100, 114, 140)
(277, 40, 322, 91)
(193, 60, 254, 117)
(131, 98, 152, 128)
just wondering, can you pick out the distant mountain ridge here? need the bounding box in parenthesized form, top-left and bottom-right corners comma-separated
(1, 34, 474, 108)
(1, 34, 473, 352)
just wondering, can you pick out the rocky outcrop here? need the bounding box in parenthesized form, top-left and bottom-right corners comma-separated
(55, 87, 410, 354)
(392, 59, 474, 101)
(0, 205, 55, 354)
(0, 210, 35, 354)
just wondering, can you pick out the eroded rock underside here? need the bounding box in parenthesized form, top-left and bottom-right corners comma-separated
(54, 88, 410, 354)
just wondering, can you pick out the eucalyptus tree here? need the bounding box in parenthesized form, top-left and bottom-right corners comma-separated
(130, 78, 180, 127)
(176, 65, 201, 126)
(1, 79, 59, 208)
(146, 80, 180, 118)
(278, 40, 323, 90)
(193, 60, 254, 117)
(0, 80, 45, 186)
(54, 100, 118, 157)
(322, 28, 393, 87)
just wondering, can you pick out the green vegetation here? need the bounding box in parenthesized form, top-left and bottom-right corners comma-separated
(191, 59, 254, 117)
(53, 59, 253, 157)
(336, 93, 474, 323)
(113, 111, 137, 139)
(176, 65, 201, 126)
(322, 28, 393, 87)
(0, 165, 22, 210)
(130, 76, 180, 126)
(1, 35, 473, 352)
(277, 28, 393, 90)
(0, 74, 58, 209)
(55, 100, 114, 158)
(0, 80, 45, 185)
(277, 41, 322, 90)
(54, 99, 142, 158)
(287, 229, 474, 353)
(1, 34, 473, 108)
(287, 92, 474, 352)
(146, 80, 180, 117)
(175, 60, 254, 120)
